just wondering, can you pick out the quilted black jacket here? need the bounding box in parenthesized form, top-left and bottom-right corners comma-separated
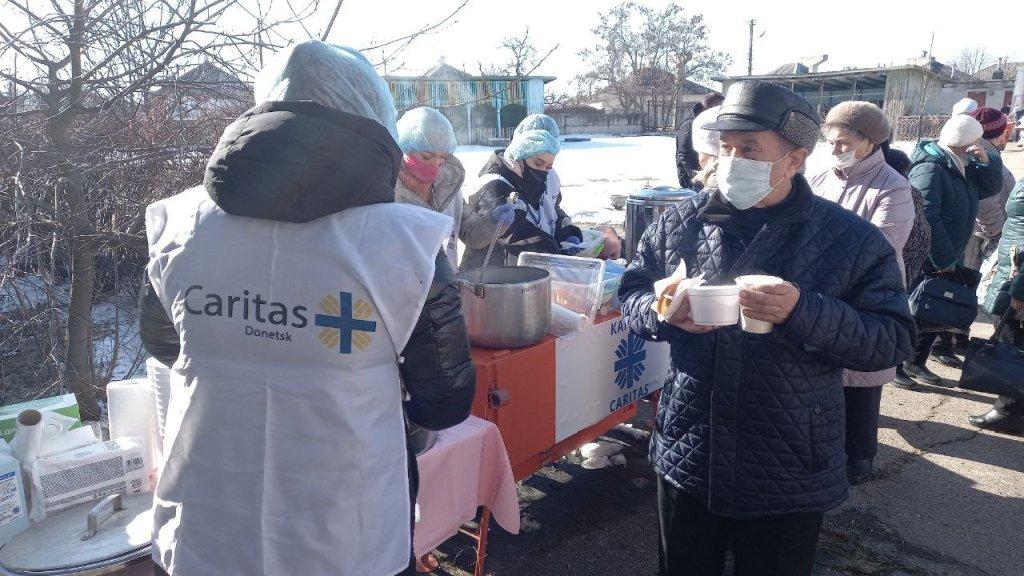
(619, 175, 916, 518)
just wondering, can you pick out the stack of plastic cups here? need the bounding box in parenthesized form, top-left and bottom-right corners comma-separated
(146, 357, 172, 476)
(107, 378, 159, 491)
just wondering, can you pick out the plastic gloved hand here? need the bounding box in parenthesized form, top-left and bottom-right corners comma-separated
(490, 204, 515, 227)
(560, 236, 584, 256)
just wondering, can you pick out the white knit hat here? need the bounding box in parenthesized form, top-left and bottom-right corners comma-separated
(692, 105, 721, 156)
(939, 115, 984, 147)
(951, 97, 979, 116)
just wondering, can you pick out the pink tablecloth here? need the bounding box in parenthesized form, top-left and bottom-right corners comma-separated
(413, 416, 520, 556)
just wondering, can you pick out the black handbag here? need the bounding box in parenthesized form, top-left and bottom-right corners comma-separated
(959, 309, 1024, 398)
(908, 268, 981, 333)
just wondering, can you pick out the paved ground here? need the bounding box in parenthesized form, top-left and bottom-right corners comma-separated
(431, 147, 1024, 576)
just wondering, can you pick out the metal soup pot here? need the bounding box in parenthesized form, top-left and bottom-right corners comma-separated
(457, 266, 552, 349)
(0, 493, 153, 576)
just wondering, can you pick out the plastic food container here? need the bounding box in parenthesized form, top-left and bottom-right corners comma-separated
(517, 252, 606, 324)
(599, 261, 626, 316)
(687, 284, 740, 326)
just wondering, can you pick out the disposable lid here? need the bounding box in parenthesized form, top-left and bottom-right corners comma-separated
(0, 493, 153, 575)
(517, 252, 606, 322)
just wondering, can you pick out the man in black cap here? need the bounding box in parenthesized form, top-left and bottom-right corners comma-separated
(620, 80, 915, 576)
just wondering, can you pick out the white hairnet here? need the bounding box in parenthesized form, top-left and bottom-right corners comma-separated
(396, 107, 458, 154)
(514, 114, 560, 139)
(692, 105, 721, 157)
(504, 129, 560, 162)
(254, 40, 398, 139)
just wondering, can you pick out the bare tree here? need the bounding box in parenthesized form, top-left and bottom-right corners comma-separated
(578, 1, 729, 130)
(952, 46, 994, 78)
(477, 27, 558, 78)
(0, 0, 320, 418)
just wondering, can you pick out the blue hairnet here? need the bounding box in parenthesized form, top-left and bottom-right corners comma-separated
(396, 107, 458, 154)
(514, 114, 560, 139)
(505, 129, 560, 162)
(254, 40, 398, 140)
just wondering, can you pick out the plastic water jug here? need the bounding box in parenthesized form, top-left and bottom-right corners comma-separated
(0, 452, 29, 547)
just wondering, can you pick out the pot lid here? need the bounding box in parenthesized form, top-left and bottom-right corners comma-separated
(0, 493, 153, 575)
(628, 186, 695, 201)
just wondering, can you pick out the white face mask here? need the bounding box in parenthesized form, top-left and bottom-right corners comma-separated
(831, 149, 859, 171)
(717, 151, 792, 210)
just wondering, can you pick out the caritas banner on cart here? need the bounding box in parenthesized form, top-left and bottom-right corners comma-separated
(554, 316, 671, 442)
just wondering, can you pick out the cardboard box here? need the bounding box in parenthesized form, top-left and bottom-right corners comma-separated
(0, 394, 82, 442)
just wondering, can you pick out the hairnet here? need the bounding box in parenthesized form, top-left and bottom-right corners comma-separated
(254, 40, 398, 140)
(396, 107, 458, 154)
(514, 114, 560, 139)
(505, 129, 560, 163)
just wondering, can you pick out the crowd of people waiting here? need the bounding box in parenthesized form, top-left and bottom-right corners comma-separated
(137, 38, 1023, 576)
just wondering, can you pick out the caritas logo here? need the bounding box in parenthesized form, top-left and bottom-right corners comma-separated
(183, 285, 376, 355)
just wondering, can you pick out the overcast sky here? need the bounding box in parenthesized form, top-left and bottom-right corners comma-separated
(327, 0, 1020, 93)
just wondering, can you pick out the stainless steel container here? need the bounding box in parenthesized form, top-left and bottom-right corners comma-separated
(456, 266, 551, 349)
(0, 493, 153, 576)
(625, 187, 696, 261)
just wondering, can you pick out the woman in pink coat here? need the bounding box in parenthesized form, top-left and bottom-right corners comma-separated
(809, 101, 916, 485)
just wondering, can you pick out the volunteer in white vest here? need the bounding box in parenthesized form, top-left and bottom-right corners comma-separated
(138, 40, 475, 576)
(394, 106, 511, 267)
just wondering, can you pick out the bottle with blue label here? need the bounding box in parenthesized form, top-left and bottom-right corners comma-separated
(0, 447, 30, 547)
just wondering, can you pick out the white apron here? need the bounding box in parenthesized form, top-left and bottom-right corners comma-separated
(146, 186, 452, 576)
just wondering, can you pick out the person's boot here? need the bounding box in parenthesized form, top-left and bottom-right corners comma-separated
(968, 408, 1024, 434)
(890, 365, 921, 390)
(933, 353, 963, 369)
(902, 361, 941, 384)
(846, 458, 874, 485)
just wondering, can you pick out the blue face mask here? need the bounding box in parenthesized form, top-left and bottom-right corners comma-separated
(716, 151, 793, 210)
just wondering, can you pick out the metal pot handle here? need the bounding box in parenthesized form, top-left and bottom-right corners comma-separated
(457, 278, 486, 298)
(81, 493, 126, 541)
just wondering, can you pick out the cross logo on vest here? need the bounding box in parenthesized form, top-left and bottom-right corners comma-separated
(315, 292, 377, 354)
(614, 333, 647, 390)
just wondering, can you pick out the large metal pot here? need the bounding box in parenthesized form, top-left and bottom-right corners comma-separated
(0, 493, 153, 576)
(625, 187, 696, 261)
(457, 266, 551, 349)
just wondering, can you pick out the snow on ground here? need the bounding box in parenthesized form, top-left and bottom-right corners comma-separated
(453, 135, 920, 229)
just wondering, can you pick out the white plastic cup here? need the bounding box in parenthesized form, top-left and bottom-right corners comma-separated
(687, 284, 740, 326)
(735, 275, 786, 334)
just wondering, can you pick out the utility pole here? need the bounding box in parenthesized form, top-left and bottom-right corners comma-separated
(747, 20, 756, 76)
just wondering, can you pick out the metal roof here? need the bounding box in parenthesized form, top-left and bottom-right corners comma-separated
(385, 74, 557, 84)
(712, 65, 947, 92)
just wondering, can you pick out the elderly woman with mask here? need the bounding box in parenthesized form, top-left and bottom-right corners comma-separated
(809, 101, 915, 484)
(461, 128, 582, 268)
(898, 115, 1005, 388)
(395, 107, 509, 267)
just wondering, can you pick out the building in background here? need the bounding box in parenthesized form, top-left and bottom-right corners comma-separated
(151, 62, 252, 122)
(940, 60, 1021, 112)
(386, 61, 555, 145)
(715, 55, 959, 139)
